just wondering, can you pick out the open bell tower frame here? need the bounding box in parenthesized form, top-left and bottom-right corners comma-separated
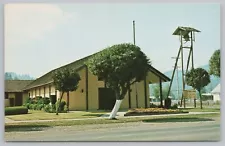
(166, 26, 200, 108)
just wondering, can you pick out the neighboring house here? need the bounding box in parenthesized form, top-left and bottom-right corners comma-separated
(211, 83, 220, 102)
(150, 96, 158, 102)
(5, 80, 33, 107)
(23, 52, 170, 111)
(201, 93, 213, 101)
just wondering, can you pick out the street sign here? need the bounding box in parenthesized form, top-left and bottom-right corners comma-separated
(183, 90, 196, 98)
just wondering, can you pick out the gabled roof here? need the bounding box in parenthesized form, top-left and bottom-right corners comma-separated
(149, 65, 170, 82)
(5, 80, 34, 92)
(211, 83, 220, 94)
(173, 26, 201, 35)
(24, 50, 170, 90)
(23, 53, 96, 90)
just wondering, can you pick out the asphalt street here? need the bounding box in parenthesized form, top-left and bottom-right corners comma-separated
(5, 119, 220, 142)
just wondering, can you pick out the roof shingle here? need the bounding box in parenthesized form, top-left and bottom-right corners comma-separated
(23, 50, 170, 90)
(5, 80, 34, 92)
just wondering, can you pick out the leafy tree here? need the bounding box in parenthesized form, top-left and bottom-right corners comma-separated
(14, 76, 19, 80)
(201, 87, 207, 94)
(5, 73, 13, 80)
(185, 68, 210, 109)
(209, 49, 220, 77)
(153, 85, 174, 106)
(153, 85, 160, 101)
(52, 68, 81, 115)
(86, 43, 151, 119)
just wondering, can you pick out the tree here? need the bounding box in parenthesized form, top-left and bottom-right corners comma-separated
(153, 85, 174, 106)
(209, 49, 220, 77)
(14, 76, 19, 80)
(5, 73, 13, 80)
(153, 85, 160, 101)
(86, 43, 151, 119)
(52, 68, 81, 115)
(185, 68, 210, 109)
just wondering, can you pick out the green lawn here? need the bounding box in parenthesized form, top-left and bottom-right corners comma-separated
(6, 110, 108, 121)
(180, 107, 220, 113)
(183, 102, 220, 109)
(6, 107, 220, 121)
(5, 113, 220, 132)
(142, 117, 215, 123)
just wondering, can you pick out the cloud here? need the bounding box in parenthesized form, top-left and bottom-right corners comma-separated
(4, 4, 75, 48)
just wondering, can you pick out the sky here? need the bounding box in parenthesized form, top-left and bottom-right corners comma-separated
(4, 3, 220, 78)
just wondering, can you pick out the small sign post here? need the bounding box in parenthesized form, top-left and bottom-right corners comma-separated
(183, 90, 196, 108)
(183, 90, 196, 98)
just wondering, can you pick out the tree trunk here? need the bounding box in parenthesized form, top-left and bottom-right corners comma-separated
(109, 89, 122, 119)
(56, 92, 64, 115)
(180, 97, 183, 107)
(198, 90, 203, 109)
(67, 92, 69, 112)
(194, 98, 196, 108)
(109, 99, 123, 119)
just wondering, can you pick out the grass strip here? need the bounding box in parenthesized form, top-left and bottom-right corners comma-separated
(5, 113, 220, 132)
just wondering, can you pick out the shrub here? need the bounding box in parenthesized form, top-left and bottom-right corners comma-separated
(150, 103, 158, 108)
(37, 104, 44, 110)
(44, 102, 68, 113)
(5, 106, 28, 115)
(29, 104, 34, 110)
(35, 96, 42, 100)
(44, 104, 51, 113)
(24, 103, 30, 109)
(44, 104, 56, 113)
(37, 98, 44, 105)
(32, 97, 50, 106)
(30, 98, 37, 104)
(56, 101, 67, 112)
(23, 96, 50, 111)
(43, 100, 68, 113)
(43, 97, 50, 105)
(51, 104, 56, 113)
(50, 95, 57, 104)
(24, 97, 37, 104)
(25, 97, 31, 104)
(64, 106, 68, 113)
(171, 104, 178, 109)
(33, 104, 38, 110)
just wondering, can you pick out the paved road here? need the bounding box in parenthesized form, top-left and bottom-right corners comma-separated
(5, 120, 220, 142)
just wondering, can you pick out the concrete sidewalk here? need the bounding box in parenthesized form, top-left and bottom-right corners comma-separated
(5, 111, 219, 124)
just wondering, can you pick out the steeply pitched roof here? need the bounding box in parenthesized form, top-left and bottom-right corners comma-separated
(211, 83, 220, 94)
(149, 65, 170, 82)
(24, 50, 170, 90)
(23, 53, 96, 90)
(5, 80, 34, 92)
(173, 26, 201, 35)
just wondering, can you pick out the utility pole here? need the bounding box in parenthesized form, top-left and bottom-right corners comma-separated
(172, 57, 181, 104)
(133, 20, 136, 45)
(133, 20, 138, 108)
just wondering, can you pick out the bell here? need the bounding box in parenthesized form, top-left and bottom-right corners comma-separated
(183, 33, 190, 41)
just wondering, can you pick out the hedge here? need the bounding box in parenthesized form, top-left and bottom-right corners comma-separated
(5, 106, 28, 115)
